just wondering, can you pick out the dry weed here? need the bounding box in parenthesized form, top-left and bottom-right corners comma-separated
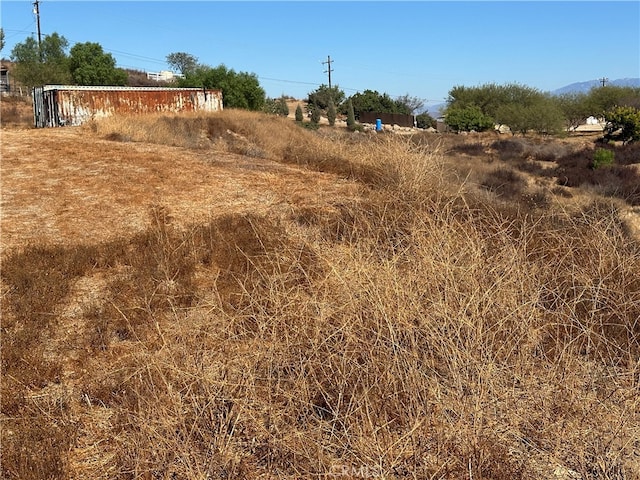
(2, 111, 639, 479)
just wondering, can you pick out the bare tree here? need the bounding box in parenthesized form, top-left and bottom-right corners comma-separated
(396, 94, 425, 114)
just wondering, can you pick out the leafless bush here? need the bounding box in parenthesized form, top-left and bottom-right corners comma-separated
(481, 167, 527, 198)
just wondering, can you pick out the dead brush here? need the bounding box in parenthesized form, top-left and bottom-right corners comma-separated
(89, 195, 638, 478)
(526, 201, 640, 362)
(0, 95, 33, 126)
(4, 112, 640, 479)
(481, 167, 527, 199)
(86, 109, 449, 199)
(1, 242, 106, 479)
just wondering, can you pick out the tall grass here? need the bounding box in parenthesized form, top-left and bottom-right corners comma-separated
(3, 110, 640, 479)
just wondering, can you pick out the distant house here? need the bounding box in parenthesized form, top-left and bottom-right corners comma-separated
(1, 64, 10, 93)
(573, 116, 605, 133)
(33, 85, 223, 128)
(146, 70, 185, 83)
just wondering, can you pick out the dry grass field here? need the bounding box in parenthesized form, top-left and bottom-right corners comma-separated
(2, 103, 640, 479)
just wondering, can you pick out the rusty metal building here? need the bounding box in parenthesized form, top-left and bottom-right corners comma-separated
(33, 85, 223, 128)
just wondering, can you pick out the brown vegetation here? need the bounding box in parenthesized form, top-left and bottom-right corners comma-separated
(0, 95, 33, 127)
(2, 110, 640, 479)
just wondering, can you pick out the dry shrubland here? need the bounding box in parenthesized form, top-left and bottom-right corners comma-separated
(0, 95, 33, 127)
(2, 110, 640, 479)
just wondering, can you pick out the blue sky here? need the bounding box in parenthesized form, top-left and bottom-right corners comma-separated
(1, 1, 638, 107)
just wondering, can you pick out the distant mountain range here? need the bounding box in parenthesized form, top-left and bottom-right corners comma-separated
(551, 78, 640, 95)
(423, 78, 640, 117)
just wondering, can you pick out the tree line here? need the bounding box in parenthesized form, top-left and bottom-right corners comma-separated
(5, 35, 267, 111)
(4, 32, 639, 142)
(443, 82, 640, 143)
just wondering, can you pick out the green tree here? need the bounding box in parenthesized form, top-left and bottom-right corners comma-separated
(447, 83, 503, 118)
(415, 112, 435, 129)
(69, 42, 127, 85)
(264, 96, 289, 116)
(446, 82, 570, 135)
(307, 84, 345, 111)
(347, 89, 404, 118)
(295, 104, 304, 122)
(604, 105, 640, 144)
(445, 105, 494, 132)
(166, 52, 198, 75)
(309, 103, 321, 125)
(495, 97, 564, 136)
(495, 103, 528, 135)
(587, 85, 640, 115)
(182, 64, 265, 110)
(346, 99, 356, 130)
(10, 33, 72, 88)
(327, 100, 336, 126)
(554, 92, 592, 132)
(447, 82, 544, 119)
(0, 28, 5, 52)
(528, 98, 565, 136)
(395, 94, 424, 115)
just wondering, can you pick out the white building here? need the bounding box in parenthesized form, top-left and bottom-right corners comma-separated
(146, 70, 185, 82)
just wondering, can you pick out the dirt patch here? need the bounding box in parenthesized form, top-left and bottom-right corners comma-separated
(0, 126, 361, 257)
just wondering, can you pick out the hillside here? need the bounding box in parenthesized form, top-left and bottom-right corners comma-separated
(2, 111, 640, 479)
(552, 77, 640, 95)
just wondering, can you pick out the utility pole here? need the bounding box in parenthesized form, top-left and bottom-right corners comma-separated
(322, 55, 334, 89)
(33, 0, 42, 59)
(600, 77, 608, 87)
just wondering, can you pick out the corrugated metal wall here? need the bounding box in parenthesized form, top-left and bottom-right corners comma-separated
(33, 86, 60, 128)
(33, 86, 223, 128)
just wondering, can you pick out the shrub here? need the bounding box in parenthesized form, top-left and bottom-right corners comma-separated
(613, 141, 640, 165)
(416, 112, 435, 129)
(592, 148, 614, 169)
(295, 104, 304, 123)
(445, 105, 494, 132)
(327, 101, 336, 127)
(491, 138, 527, 161)
(309, 104, 321, 125)
(264, 96, 289, 117)
(481, 167, 526, 198)
(604, 105, 640, 144)
(346, 99, 356, 130)
(555, 147, 640, 205)
(521, 189, 550, 210)
(514, 159, 545, 176)
(451, 142, 486, 156)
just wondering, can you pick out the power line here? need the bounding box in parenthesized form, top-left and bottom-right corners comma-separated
(2, 27, 37, 41)
(258, 76, 319, 87)
(6, 4, 444, 102)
